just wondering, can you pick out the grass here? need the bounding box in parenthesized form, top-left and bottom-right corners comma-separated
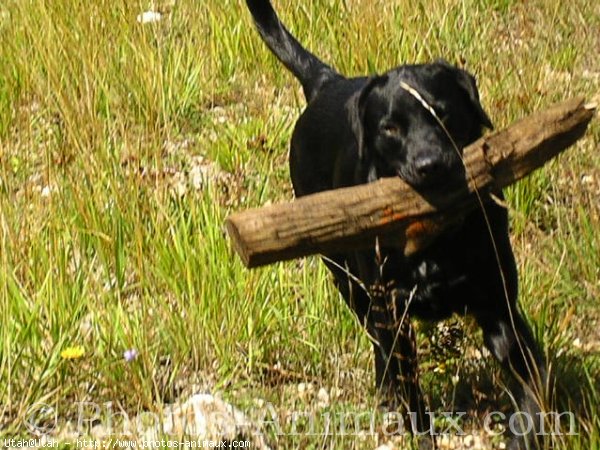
(0, 0, 599, 448)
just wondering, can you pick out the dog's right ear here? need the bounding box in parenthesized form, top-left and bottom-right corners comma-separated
(347, 75, 388, 161)
(454, 69, 494, 130)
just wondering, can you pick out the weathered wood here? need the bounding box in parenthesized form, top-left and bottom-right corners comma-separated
(226, 97, 596, 268)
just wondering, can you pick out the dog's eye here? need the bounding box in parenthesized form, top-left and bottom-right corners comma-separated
(380, 123, 402, 138)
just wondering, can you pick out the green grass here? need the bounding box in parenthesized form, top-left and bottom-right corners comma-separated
(0, 0, 599, 448)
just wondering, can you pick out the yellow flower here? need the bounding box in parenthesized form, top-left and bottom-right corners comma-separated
(61, 345, 85, 360)
(433, 362, 447, 374)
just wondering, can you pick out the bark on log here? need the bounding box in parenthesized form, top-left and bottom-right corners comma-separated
(226, 96, 597, 268)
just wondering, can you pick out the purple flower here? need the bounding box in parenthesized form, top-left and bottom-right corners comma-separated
(123, 349, 138, 362)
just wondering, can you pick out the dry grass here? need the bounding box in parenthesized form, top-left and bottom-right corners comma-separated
(0, 0, 598, 448)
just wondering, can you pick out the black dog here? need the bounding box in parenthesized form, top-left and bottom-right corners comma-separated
(246, 1, 547, 448)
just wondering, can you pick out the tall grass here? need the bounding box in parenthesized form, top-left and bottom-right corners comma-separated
(0, 0, 598, 448)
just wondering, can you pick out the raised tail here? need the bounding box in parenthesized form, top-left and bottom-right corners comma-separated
(246, 0, 340, 102)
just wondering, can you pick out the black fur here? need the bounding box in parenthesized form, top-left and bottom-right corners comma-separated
(246, 1, 547, 448)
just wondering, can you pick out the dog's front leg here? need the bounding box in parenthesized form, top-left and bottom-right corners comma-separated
(368, 283, 434, 448)
(476, 309, 548, 450)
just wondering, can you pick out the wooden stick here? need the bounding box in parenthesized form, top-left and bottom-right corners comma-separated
(226, 97, 596, 268)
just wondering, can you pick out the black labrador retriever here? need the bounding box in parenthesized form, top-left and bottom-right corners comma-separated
(245, 1, 547, 448)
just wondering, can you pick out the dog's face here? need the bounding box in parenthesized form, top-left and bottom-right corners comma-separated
(349, 61, 493, 188)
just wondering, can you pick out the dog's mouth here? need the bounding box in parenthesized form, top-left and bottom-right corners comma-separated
(396, 167, 465, 191)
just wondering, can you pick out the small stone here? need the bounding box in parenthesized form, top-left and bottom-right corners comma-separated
(330, 387, 343, 399)
(437, 434, 451, 448)
(317, 387, 330, 407)
(581, 174, 594, 185)
(374, 444, 394, 450)
(137, 11, 162, 24)
(297, 382, 314, 397)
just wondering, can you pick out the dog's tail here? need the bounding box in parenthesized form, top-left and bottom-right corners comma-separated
(246, 0, 340, 102)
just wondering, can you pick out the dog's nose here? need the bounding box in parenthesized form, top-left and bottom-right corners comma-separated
(414, 156, 443, 178)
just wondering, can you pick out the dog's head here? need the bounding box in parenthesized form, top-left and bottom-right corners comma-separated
(349, 60, 493, 188)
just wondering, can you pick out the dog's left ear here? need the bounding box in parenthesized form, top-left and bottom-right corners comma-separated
(435, 59, 494, 130)
(454, 69, 494, 130)
(348, 75, 388, 161)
